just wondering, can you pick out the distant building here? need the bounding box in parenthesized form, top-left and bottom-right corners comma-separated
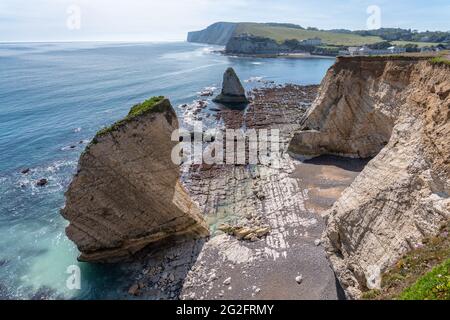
(420, 46, 442, 52)
(300, 37, 322, 46)
(347, 47, 360, 56)
(387, 46, 407, 54)
(340, 45, 406, 56)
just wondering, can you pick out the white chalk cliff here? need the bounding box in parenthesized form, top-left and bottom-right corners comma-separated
(289, 56, 450, 299)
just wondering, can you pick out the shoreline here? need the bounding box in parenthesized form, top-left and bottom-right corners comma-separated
(213, 50, 336, 60)
(122, 84, 361, 300)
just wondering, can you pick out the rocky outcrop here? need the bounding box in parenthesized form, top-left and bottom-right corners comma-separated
(61, 97, 209, 263)
(187, 22, 237, 45)
(288, 56, 450, 299)
(213, 68, 249, 105)
(225, 35, 289, 55)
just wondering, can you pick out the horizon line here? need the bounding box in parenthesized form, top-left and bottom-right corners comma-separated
(0, 39, 190, 44)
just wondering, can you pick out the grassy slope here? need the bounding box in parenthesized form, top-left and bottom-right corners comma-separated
(393, 40, 441, 48)
(363, 221, 450, 300)
(95, 96, 166, 138)
(235, 23, 441, 47)
(430, 55, 450, 66)
(399, 259, 450, 300)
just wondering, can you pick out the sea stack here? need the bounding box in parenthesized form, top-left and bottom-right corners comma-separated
(213, 67, 249, 105)
(61, 97, 209, 263)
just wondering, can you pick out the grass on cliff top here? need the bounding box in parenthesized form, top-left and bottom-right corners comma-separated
(392, 40, 441, 48)
(399, 259, 450, 300)
(235, 23, 381, 46)
(429, 56, 450, 66)
(95, 96, 166, 138)
(363, 221, 450, 300)
(234, 23, 441, 48)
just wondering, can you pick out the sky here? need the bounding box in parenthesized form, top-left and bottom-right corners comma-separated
(0, 0, 449, 42)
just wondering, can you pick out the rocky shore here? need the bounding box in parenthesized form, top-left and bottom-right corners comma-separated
(289, 56, 450, 299)
(61, 55, 448, 300)
(98, 84, 367, 300)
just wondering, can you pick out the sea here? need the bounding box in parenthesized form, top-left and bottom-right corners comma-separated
(0, 41, 334, 299)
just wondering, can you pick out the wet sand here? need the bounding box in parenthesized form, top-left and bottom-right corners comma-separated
(292, 156, 370, 214)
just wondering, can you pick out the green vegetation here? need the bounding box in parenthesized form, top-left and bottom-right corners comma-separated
(430, 56, 450, 66)
(399, 259, 450, 300)
(95, 96, 166, 138)
(235, 23, 382, 46)
(363, 221, 450, 300)
(128, 96, 166, 118)
(234, 23, 444, 48)
(355, 28, 450, 43)
(393, 40, 441, 48)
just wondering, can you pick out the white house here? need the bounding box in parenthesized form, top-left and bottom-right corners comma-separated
(343, 45, 407, 56)
(347, 47, 360, 56)
(387, 46, 407, 54)
(301, 37, 322, 46)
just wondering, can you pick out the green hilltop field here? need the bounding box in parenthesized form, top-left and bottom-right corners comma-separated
(235, 23, 381, 46)
(233, 23, 441, 47)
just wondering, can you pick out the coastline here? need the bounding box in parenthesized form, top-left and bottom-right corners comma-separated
(214, 50, 336, 60)
(118, 84, 361, 300)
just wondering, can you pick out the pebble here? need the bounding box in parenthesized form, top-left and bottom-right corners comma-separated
(314, 239, 322, 246)
(209, 273, 217, 282)
(295, 275, 303, 284)
(223, 277, 231, 285)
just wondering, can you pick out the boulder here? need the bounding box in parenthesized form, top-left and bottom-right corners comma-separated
(61, 97, 209, 263)
(213, 68, 249, 105)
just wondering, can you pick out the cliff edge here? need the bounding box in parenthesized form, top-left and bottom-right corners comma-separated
(289, 56, 450, 299)
(61, 97, 209, 263)
(187, 22, 237, 45)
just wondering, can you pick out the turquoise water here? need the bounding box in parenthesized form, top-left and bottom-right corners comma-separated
(0, 42, 334, 299)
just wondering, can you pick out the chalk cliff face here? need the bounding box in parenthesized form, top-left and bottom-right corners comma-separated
(187, 22, 237, 45)
(61, 98, 209, 263)
(289, 56, 450, 299)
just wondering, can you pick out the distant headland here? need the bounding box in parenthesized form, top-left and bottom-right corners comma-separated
(188, 22, 450, 57)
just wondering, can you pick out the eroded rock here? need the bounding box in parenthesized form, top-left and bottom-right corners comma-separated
(289, 56, 450, 299)
(213, 68, 249, 105)
(61, 97, 209, 263)
(36, 179, 48, 187)
(218, 224, 270, 241)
